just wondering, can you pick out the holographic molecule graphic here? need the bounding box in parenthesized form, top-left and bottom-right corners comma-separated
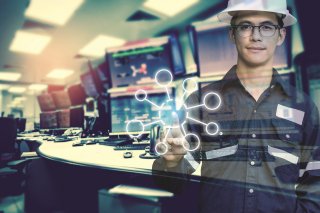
(126, 69, 222, 155)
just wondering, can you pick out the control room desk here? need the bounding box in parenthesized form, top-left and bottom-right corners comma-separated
(39, 141, 155, 174)
(37, 140, 201, 176)
(26, 139, 201, 213)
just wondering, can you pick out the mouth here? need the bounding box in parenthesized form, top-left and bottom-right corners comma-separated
(246, 46, 266, 52)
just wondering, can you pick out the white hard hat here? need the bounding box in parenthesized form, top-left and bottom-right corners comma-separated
(217, 0, 297, 27)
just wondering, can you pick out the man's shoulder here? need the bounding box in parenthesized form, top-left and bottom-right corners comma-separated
(185, 79, 225, 102)
(202, 80, 224, 91)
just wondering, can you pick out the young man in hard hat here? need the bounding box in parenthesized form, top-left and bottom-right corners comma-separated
(153, 0, 320, 212)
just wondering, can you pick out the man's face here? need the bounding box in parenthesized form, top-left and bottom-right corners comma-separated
(229, 11, 286, 68)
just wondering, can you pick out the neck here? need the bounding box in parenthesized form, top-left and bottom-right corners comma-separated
(236, 62, 273, 101)
(236, 62, 273, 89)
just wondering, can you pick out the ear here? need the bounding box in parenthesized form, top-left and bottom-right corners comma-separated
(229, 28, 236, 43)
(277, 28, 286, 46)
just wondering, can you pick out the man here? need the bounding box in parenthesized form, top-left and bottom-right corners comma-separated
(153, 0, 320, 212)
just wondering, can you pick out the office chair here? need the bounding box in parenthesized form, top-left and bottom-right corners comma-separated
(0, 117, 30, 198)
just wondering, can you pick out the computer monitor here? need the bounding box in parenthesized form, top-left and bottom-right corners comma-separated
(47, 85, 65, 93)
(191, 24, 291, 77)
(70, 106, 85, 128)
(92, 62, 110, 95)
(67, 83, 87, 106)
(169, 34, 186, 77)
(51, 90, 72, 109)
(15, 118, 26, 133)
(37, 93, 56, 112)
(80, 71, 99, 98)
(106, 36, 184, 88)
(56, 109, 70, 128)
(40, 112, 58, 129)
(110, 92, 175, 136)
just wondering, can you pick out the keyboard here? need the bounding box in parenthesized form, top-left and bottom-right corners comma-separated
(97, 138, 132, 146)
(54, 136, 73, 142)
(114, 144, 149, 150)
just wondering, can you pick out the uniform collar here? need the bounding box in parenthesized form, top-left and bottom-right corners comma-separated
(220, 65, 292, 97)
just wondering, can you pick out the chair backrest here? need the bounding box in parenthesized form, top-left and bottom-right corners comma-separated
(0, 117, 17, 154)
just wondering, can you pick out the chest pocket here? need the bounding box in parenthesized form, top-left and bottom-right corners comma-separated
(266, 119, 302, 183)
(267, 119, 302, 164)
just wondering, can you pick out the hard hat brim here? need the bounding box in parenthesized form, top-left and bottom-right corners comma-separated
(217, 8, 297, 27)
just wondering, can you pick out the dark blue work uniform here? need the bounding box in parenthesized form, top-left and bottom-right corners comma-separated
(153, 66, 320, 213)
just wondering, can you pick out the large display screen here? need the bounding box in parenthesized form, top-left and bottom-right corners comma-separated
(51, 90, 71, 110)
(110, 93, 175, 134)
(169, 34, 186, 77)
(80, 71, 99, 98)
(37, 93, 56, 112)
(67, 84, 87, 106)
(40, 112, 58, 129)
(107, 36, 185, 88)
(70, 106, 84, 128)
(107, 47, 172, 87)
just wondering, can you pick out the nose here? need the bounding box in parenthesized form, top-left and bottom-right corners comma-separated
(251, 26, 262, 41)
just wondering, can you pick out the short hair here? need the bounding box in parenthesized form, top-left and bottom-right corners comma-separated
(230, 13, 285, 28)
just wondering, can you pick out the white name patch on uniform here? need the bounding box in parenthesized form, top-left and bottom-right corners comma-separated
(276, 104, 305, 125)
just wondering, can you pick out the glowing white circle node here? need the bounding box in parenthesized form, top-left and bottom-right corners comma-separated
(203, 92, 222, 111)
(182, 78, 198, 93)
(126, 120, 144, 138)
(155, 142, 168, 155)
(155, 69, 173, 87)
(183, 133, 200, 152)
(206, 122, 219, 136)
(135, 89, 147, 102)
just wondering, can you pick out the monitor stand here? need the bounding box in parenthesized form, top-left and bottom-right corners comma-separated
(139, 152, 159, 159)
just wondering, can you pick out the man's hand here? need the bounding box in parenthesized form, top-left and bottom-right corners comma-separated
(156, 112, 189, 168)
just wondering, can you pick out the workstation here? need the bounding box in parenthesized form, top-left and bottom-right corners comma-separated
(1, 0, 320, 213)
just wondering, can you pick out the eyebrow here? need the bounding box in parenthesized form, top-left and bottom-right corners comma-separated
(237, 20, 276, 25)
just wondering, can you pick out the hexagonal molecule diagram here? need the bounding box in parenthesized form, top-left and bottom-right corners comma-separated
(126, 69, 222, 155)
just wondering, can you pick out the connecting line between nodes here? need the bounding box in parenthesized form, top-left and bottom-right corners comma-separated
(144, 120, 165, 127)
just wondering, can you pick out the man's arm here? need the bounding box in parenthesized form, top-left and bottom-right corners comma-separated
(152, 93, 203, 191)
(295, 104, 320, 212)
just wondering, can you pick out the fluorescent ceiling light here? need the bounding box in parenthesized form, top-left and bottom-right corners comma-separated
(79, 35, 126, 58)
(29, 84, 48, 91)
(46, 69, 74, 79)
(143, 0, 199, 17)
(8, 87, 26, 94)
(13, 97, 27, 105)
(9, 31, 52, 55)
(0, 72, 22, 81)
(14, 97, 27, 102)
(25, 0, 84, 26)
(0, 84, 10, 90)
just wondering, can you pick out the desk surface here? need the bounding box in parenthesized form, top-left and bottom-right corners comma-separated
(35, 138, 201, 177)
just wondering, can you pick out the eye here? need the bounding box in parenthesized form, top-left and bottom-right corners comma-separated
(261, 25, 274, 31)
(238, 25, 252, 31)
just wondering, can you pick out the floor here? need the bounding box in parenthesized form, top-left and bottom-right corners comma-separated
(0, 194, 24, 213)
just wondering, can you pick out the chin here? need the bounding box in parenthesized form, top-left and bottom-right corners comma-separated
(244, 59, 270, 67)
(244, 56, 271, 67)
